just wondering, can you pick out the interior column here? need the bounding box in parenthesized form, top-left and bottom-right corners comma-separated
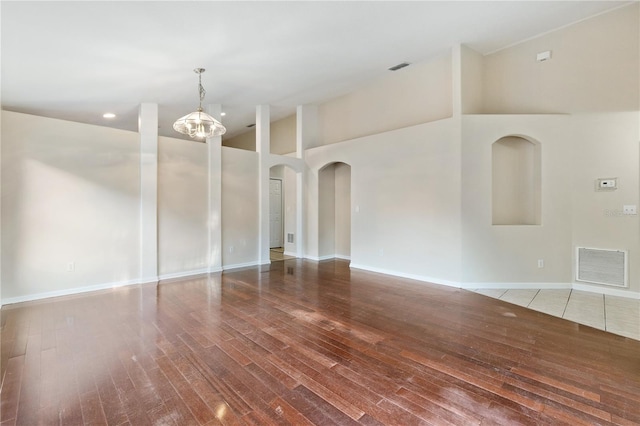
(207, 104, 223, 272)
(139, 103, 158, 282)
(256, 105, 271, 264)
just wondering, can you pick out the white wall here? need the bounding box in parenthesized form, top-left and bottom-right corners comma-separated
(158, 136, 209, 276)
(223, 129, 255, 152)
(0, 105, 2, 302)
(471, 4, 640, 293)
(270, 114, 296, 155)
(482, 3, 639, 114)
(221, 147, 259, 268)
(1, 112, 263, 303)
(318, 164, 336, 258)
(491, 136, 541, 226)
(461, 115, 574, 284)
(306, 118, 462, 285)
(316, 52, 453, 146)
(317, 162, 351, 259)
(223, 113, 297, 155)
(3, 3, 638, 304)
(283, 165, 298, 256)
(1, 111, 140, 302)
(460, 45, 484, 114)
(334, 163, 351, 259)
(570, 113, 640, 293)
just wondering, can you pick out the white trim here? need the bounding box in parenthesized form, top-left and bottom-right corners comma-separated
(305, 254, 350, 262)
(159, 269, 210, 281)
(461, 282, 571, 290)
(0, 278, 144, 306)
(139, 275, 159, 284)
(305, 255, 335, 262)
(283, 251, 298, 258)
(5, 264, 638, 308)
(348, 263, 460, 288)
(223, 261, 263, 271)
(572, 282, 640, 299)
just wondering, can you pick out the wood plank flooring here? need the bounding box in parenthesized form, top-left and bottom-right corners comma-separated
(1, 259, 639, 425)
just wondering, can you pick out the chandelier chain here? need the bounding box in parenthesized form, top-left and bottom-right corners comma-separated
(198, 72, 206, 109)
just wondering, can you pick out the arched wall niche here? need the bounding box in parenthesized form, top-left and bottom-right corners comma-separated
(492, 135, 541, 226)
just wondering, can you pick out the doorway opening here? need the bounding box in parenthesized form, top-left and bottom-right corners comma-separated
(270, 165, 298, 261)
(318, 162, 351, 261)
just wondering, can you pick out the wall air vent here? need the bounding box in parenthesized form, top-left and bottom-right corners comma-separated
(576, 247, 627, 287)
(388, 62, 410, 71)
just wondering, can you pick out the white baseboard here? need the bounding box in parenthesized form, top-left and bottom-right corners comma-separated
(347, 264, 640, 301)
(461, 282, 571, 290)
(159, 268, 210, 282)
(572, 283, 640, 299)
(303, 254, 350, 262)
(5, 263, 639, 307)
(305, 255, 335, 261)
(348, 263, 460, 288)
(223, 261, 262, 271)
(1, 277, 144, 306)
(283, 251, 298, 257)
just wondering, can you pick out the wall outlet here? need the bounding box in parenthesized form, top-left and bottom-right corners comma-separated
(537, 259, 544, 268)
(67, 261, 75, 272)
(229, 246, 235, 253)
(379, 248, 384, 256)
(536, 50, 552, 62)
(623, 205, 637, 215)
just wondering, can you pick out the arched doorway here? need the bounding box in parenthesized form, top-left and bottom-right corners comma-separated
(318, 162, 352, 260)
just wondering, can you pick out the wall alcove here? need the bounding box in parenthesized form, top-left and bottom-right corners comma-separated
(492, 135, 541, 225)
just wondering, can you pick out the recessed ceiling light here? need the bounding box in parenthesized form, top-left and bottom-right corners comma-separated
(103, 113, 116, 119)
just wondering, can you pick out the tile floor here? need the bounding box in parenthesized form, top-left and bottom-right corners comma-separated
(471, 288, 640, 341)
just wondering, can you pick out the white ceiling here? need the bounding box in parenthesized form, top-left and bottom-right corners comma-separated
(1, 1, 631, 140)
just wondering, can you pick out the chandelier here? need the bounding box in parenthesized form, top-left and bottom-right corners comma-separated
(173, 68, 226, 140)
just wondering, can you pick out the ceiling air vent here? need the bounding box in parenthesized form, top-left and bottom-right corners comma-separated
(388, 62, 410, 71)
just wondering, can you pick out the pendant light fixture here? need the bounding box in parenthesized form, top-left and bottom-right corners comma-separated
(173, 68, 226, 140)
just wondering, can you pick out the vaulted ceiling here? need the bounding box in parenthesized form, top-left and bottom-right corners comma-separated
(1, 1, 630, 140)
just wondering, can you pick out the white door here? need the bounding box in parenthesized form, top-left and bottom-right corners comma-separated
(269, 179, 283, 248)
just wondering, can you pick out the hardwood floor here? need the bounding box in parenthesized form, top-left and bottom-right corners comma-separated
(1, 259, 639, 425)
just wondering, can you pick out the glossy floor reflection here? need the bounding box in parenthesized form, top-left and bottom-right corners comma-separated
(472, 288, 640, 340)
(270, 248, 296, 262)
(2, 260, 639, 425)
